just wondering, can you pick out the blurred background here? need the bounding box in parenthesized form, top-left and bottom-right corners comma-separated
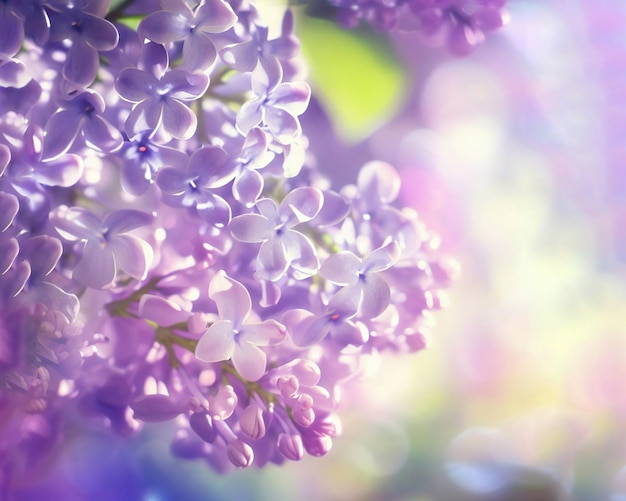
(18, 0, 626, 499)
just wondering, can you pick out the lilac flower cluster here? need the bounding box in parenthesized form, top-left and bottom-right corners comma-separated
(0, 0, 456, 486)
(327, 0, 509, 55)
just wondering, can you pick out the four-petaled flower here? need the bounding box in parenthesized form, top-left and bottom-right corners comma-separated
(195, 271, 286, 381)
(320, 241, 400, 319)
(229, 187, 323, 281)
(50, 206, 154, 289)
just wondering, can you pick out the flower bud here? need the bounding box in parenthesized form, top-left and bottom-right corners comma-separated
(212, 385, 237, 420)
(189, 411, 217, 443)
(227, 439, 254, 468)
(303, 434, 332, 457)
(277, 375, 299, 398)
(278, 433, 304, 461)
(240, 404, 266, 440)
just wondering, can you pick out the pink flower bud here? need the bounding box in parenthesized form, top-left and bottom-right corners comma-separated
(227, 439, 254, 468)
(278, 433, 304, 461)
(240, 404, 266, 440)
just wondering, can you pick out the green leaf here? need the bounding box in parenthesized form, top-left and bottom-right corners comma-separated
(118, 15, 142, 31)
(298, 17, 409, 143)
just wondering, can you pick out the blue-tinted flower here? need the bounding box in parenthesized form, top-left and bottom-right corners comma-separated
(50, 206, 155, 289)
(229, 187, 323, 281)
(139, 0, 237, 71)
(156, 145, 232, 228)
(120, 131, 188, 196)
(42, 90, 123, 160)
(47, 3, 119, 85)
(116, 66, 209, 140)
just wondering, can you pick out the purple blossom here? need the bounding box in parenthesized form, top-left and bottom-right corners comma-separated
(320, 241, 400, 319)
(47, 3, 119, 85)
(229, 187, 323, 281)
(236, 64, 311, 144)
(195, 271, 286, 381)
(116, 65, 209, 140)
(139, 0, 237, 71)
(156, 145, 232, 228)
(219, 10, 300, 77)
(42, 90, 123, 160)
(120, 131, 188, 196)
(50, 206, 155, 289)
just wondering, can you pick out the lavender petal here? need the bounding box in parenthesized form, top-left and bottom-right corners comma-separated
(103, 209, 154, 234)
(108, 234, 152, 281)
(116, 68, 159, 102)
(162, 99, 197, 139)
(73, 239, 116, 289)
(229, 214, 273, 243)
(209, 271, 251, 325)
(319, 251, 360, 285)
(139, 10, 188, 43)
(195, 320, 236, 362)
(83, 116, 123, 153)
(182, 31, 217, 72)
(42, 110, 82, 160)
(233, 168, 263, 208)
(231, 341, 266, 382)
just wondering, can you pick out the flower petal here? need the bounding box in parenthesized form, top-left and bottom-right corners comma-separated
(319, 251, 360, 285)
(363, 241, 400, 273)
(73, 239, 116, 289)
(182, 31, 216, 72)
(195, 319, 235, 362)
(209, 271, 251, 325)
(280, 186, 323, 225)
(359, 273, 391, 319)
(103, 209, 154, 234)
(63, 41, 98, 86)
(229, 213, 273, 243)
(232, 342, 266, 381)
(34, 155, 83, 187)
(109, 234, 153, 281)
(83, 116, 123, 153)
(42, 110, 82, 160)
(233, 168, 264, 208)
(240, 319, 286, 346)
(162, 99, 197, 140)
(257, 238, 288, 282)
(116, 68, 158, 102)
(50, 205, 101, 241)
(139, 10, 188, 43)
(139, 294, 189, 327)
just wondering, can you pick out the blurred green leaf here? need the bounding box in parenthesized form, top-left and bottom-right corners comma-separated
(298, 17, 409, 143)
(118, 15, 142, 31)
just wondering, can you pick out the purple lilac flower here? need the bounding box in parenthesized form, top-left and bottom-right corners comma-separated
(156, 145, 232, 228)
(119, 131, 189, 196)
(0, 0, 460, 481)
(229, 186, 323, 281)
(320, 240, 400, 319)
(139, 0, 237, 72)
(42, 90, 123, 160)
(50, 206, 154, 289)
(329, 0, 507, 55)
(47, 2, 119, 86)
(219, 10, 300, 79)
(116, 64, 209, 140)
(409, 0, 509, 56)
(195, 271, 286, 381)
(236, 63, 311, 144)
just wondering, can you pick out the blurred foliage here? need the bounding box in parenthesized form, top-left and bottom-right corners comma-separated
(298, 16, 409, 142)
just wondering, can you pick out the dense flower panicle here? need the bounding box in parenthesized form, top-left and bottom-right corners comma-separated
(0, 0, 460, 485)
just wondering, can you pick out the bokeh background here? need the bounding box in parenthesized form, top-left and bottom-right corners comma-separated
(18, 0, 626, 499)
